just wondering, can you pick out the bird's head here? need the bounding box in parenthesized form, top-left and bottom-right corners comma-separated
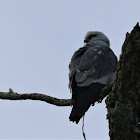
(84, 31, 110, 46)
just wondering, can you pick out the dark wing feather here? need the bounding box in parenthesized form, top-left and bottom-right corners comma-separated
(69, 43, 117, 89)
(69, 46, 87, 90)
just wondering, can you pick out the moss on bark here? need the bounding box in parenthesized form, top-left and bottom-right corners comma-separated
(106, 23, 140, 140)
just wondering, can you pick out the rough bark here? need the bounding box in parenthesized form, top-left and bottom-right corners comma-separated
(106, 23, 140, 140)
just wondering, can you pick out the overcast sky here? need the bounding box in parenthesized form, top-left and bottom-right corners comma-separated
(0, 0, 139, 139)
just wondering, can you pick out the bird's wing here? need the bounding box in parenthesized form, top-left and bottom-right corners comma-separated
(69, 46, 87, 90)
(69, 43, 117, 88)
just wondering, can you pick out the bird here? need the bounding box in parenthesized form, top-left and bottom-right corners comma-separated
(69, 31, 117, 124)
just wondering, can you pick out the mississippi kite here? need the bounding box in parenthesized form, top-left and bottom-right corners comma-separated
(69, 31, 117, 124)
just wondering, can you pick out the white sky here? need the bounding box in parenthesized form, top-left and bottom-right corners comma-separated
(0, 0, 139, 139)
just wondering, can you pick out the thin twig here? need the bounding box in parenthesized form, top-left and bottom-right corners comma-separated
(82, 115, 86, 140)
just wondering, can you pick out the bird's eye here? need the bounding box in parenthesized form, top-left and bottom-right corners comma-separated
(87, 34, 97, 40)
(90, 34, 97, 38)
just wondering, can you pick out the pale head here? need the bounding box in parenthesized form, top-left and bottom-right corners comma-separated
(84, 31, 110, 46)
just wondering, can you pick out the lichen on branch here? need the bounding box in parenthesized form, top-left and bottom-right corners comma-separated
(0, 84, 112, 106)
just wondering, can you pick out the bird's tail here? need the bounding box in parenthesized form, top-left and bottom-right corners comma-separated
(69, 83, 105, 124)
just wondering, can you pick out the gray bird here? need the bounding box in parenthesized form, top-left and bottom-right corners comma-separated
(69, 31, 117, 124)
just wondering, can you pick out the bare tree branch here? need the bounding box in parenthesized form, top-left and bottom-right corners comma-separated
(0, 85, 112, 106)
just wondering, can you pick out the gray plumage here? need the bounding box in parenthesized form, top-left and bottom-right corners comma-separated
(69, 31, 117, 123)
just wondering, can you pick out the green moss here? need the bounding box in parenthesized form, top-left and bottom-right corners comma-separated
(110, 101, 134, 130)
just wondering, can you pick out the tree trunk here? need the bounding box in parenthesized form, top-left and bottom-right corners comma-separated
(106, 23, 140, 140)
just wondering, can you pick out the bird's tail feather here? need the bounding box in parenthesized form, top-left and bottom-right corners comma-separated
(69, 83, 105, 124)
